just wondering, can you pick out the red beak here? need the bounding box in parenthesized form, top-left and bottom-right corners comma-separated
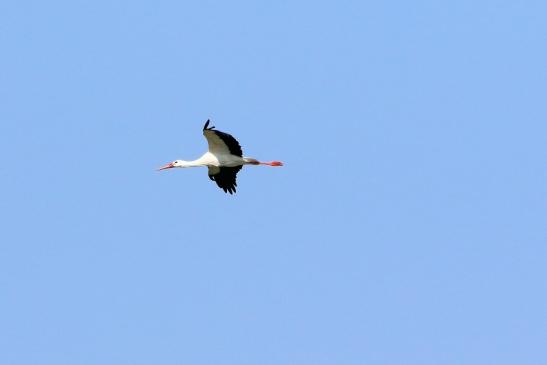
(157, 162, 174, 171)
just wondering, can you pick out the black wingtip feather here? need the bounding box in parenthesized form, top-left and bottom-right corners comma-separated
(203, 119, 215, 131)
(208, 166, 241, 195)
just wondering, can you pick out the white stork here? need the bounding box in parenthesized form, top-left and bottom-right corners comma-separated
(157, 120, 283, 194)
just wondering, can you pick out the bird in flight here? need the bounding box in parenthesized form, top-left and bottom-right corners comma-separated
(158, 120, 283, 194)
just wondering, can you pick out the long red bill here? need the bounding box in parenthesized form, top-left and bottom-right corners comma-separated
(157, 162, 174, 171)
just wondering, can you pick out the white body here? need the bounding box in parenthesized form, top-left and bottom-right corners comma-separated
(158, 120, 282, 194)
(179, 152, 257, 168)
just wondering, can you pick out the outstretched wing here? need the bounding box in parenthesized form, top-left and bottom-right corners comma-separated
(203, 120, 243, 157)
(208, 166, 243, 194)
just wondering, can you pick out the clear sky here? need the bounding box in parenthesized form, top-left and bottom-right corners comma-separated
(0, 1, 545, 364)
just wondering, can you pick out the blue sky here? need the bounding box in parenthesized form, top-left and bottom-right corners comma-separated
(0, 0, 545, 364)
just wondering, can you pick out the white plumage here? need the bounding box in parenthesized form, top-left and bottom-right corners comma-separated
(158, 120, 283, 194)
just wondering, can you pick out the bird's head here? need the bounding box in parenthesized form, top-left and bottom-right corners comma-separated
(157, 159, 187, 170)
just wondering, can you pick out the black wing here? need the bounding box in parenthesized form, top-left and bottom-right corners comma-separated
(208, 166, 243, 194)
(203, 120, 243, 157)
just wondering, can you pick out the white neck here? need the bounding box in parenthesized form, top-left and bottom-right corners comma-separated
(180, 159, 205, 167)
(179, 153, 216, 167)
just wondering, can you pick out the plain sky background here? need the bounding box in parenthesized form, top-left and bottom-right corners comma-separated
(0, 1, 545, 364)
